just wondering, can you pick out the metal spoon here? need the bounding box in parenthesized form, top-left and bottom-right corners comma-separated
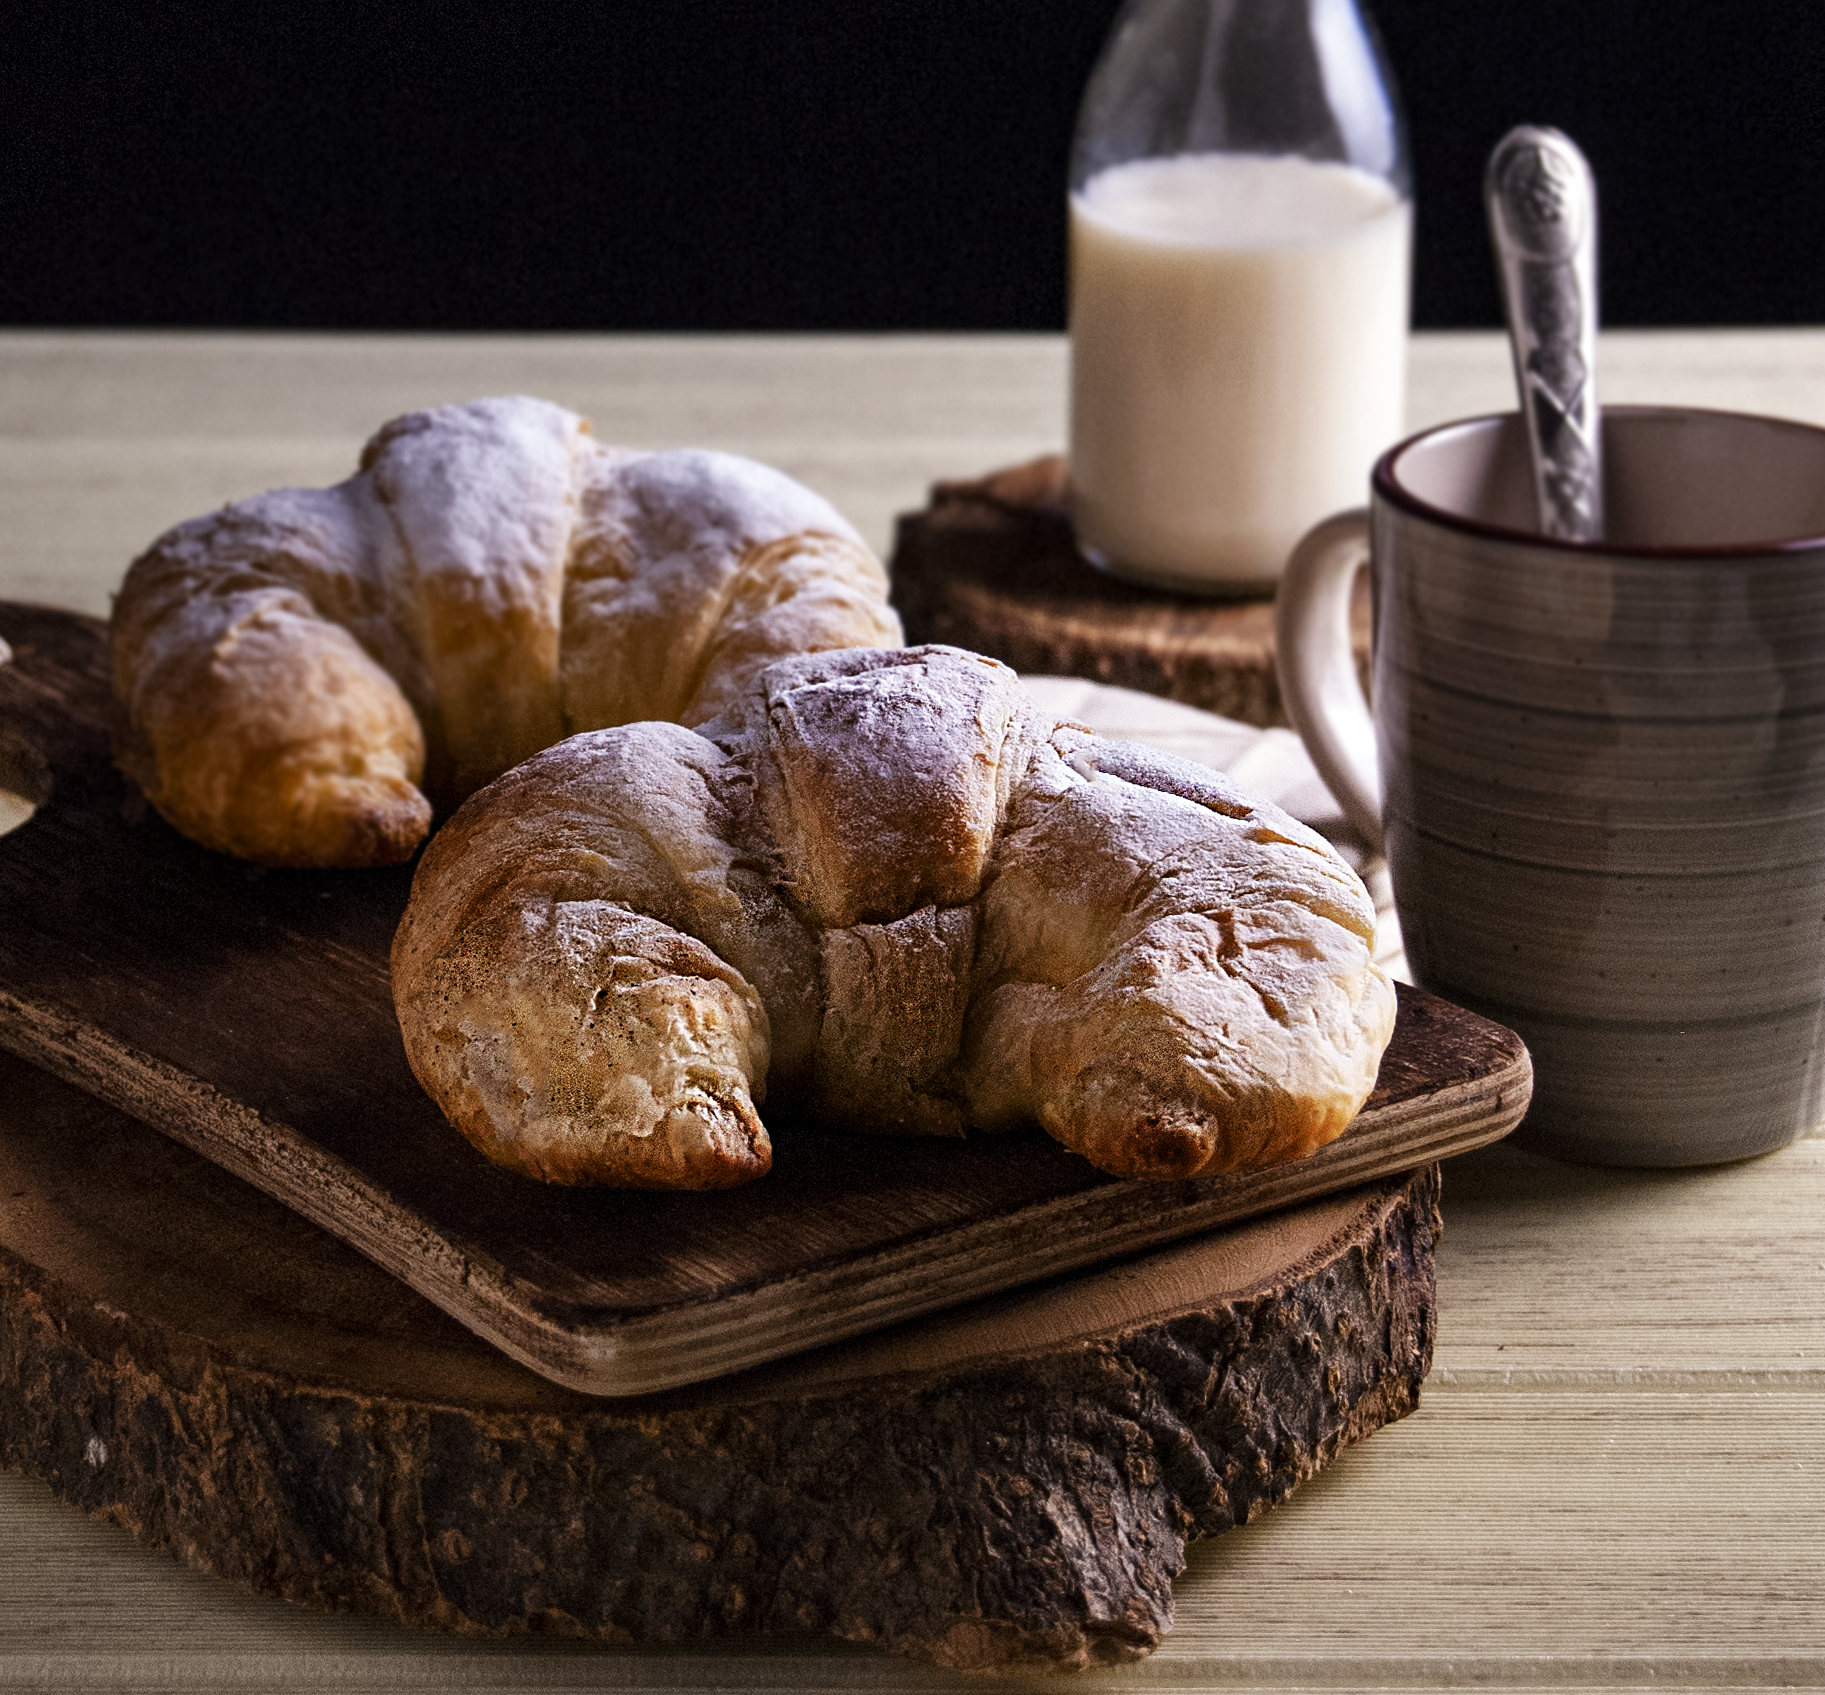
(1484, 125, 1604, 542)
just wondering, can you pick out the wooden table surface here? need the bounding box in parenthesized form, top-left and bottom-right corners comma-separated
(3, 329, 1823, 1691)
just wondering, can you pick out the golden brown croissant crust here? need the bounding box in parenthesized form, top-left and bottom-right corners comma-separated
(390, 646, 1397, 1188)
(109, 397, 901, 868)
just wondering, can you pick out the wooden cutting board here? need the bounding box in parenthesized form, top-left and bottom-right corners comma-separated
(0, 602, 1531, 1397)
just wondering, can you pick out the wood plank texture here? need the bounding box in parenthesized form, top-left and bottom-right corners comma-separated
(0, 334, 1072, 616)
(0, 601, 1526, 1396)
(1434, 1134, 1825, 1383)
(6, 330, 1825, 1690)
(7, 329, 1824, 621)
(1152, 1386, 1825, 1680)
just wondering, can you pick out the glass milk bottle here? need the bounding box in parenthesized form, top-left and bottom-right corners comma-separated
(1069, 0, 1411, 593)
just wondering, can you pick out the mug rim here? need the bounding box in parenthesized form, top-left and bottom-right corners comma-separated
(1371, 403, 1825, 559)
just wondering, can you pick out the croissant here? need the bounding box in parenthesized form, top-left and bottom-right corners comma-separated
(109, 397, 901, 868)
(390, 646, 1397, 1188)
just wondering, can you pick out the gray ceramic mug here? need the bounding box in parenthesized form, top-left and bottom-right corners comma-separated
(1277, 406, 1825, 1166)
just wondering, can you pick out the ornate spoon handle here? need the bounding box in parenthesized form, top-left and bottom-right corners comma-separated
(1485, 125, 1604, 542)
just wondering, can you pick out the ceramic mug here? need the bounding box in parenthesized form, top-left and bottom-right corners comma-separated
(1277, 406, 1825, 1166)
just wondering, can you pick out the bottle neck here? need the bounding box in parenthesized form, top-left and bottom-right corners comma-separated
(1070, 0, 1408, 198)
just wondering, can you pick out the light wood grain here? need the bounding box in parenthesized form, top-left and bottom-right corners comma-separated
(1403, 326, 1825, 439)
(10, 329, 1825, 619)
(1169, 1387, 1825, 1678)
(0, 333, 1069, 616)
(1434, 1135, 1825, 1383)
(5, 329, 1825, 1689)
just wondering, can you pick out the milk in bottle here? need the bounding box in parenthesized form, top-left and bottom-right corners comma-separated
(1069, 0, 1411, 593)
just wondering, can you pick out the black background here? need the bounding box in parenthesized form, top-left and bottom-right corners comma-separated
(4, 2, 1821, 331)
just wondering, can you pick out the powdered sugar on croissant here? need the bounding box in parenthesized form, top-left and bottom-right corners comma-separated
(109, 397, 900, 867)
(390, 646, 1396, 1188)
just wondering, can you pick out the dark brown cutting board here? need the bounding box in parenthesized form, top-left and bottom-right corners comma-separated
(0, 601, 1531, 1397)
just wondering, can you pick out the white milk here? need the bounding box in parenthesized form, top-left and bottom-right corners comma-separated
(1069, 152, 1411, 591)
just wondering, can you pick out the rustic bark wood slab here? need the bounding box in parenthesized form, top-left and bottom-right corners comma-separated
(889, 455, 1373, 726)
(0, 602, 1527, 1398)
(0, 1047, 1443, 1673)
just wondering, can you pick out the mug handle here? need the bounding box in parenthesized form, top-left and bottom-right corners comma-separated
(1275, 510, 1384, 853)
